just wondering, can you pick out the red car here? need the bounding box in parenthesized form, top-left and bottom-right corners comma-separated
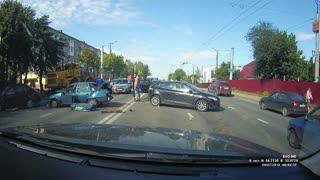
(0, 84, 41, 110)
(208, 81, 232, 96)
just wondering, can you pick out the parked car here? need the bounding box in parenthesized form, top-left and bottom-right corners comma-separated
(0, 84, 41, 110)
(259, 91, 308, 116)
(140, 80, 150, 93)
(287, 105, 320, 155)
(112, 78, 132, 94)
(49, 82, 111, 108)
(208, 81, 232, 96)
(148, 81, 220, 112)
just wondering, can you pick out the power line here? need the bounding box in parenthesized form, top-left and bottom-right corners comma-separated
(286, 18, 314, 31)
(184, 0, 262, 62)
(210, 1, 272, 43)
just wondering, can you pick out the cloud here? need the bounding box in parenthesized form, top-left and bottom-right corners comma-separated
(173, 25, 193, 36)
(297, 33, 315, 41)
(19, 0, 139, 27)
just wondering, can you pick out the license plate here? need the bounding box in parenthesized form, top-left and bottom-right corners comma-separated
(117, 88, 123, 91)
(224, 87, 229, 89)
(300, 104, 306, 107)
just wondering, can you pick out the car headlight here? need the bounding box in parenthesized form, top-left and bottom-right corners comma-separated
(208, 96, 218, 101)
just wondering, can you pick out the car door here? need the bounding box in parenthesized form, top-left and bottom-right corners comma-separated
(267, 93, 279, 110)
(75, 83, 92, 103)
(275, 93, 290, 112)
(61, 84, 75, 105)
(158, 82, 175, 105)
(172, 83, 194, 107)
(301, 107, 320, 155)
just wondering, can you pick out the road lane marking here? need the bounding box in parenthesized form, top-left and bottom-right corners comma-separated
(98, 94, 145, 124)
(40, 113, 53, 118)
(227, 106, 236, 109)
(257, 118, 269, 124)
(187, 113, 194, 121)
(105, 94, 145, 124)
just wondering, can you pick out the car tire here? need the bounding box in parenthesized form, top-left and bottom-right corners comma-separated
(282, 107, 289, 116)
(26, 100, 33, 108)
(50, 100, 59, 108)
(196, 99, 209, 112)
(88, 99, 98, 106)
(150, 95, 161, 106)
(260, 102, 266, 110)
(288, 129, 301, 149)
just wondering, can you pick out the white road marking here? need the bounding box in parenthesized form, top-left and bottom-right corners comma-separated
(98, 94, 145, 124)
(40, 113, 53, 118)
(187, 113, 194, 120)
(257, 118, 269, 124)
(227, 106, 235, 109)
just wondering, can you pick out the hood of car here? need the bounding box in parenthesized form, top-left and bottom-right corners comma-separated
(0, 123, 280, 157)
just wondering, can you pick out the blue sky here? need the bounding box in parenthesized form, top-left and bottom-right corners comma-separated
(19, 0, 317, 79)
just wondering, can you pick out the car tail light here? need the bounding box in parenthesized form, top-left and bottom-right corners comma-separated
(293, 101, 297, 108)
(219, 86, 223, 90)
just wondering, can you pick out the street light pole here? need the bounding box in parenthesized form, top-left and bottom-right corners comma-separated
(182, 62, 195, 84)
(109, 41, 117, 55)
(100, 45, 104, 79)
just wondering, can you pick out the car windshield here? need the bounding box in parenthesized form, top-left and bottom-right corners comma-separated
(1, 0, 320, 176)
(115, 80, 128, 84)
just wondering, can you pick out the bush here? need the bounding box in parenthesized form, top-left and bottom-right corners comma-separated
(262, 91, 270, 97)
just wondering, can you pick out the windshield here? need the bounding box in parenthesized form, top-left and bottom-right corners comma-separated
(0, 0, 319, 175)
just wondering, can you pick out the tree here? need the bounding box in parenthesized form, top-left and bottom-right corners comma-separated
(103, 53, 126, 78)
(173, 69, 187, 81)
(246, 21, 309, 80)
(80, 47, 99, 75)
(216, 62, 230, 80)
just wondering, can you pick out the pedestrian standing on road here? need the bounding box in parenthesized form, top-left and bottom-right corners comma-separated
(306, 88, 313, 110)
(134, 73, 141, 101)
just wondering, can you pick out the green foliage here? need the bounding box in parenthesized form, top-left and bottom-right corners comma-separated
(0, 0, 64, 91)
(246, 21, 311, 81)
(80, 47, 100, 73)
(262, 91, 270, 97)
(173, 69, 187, 81)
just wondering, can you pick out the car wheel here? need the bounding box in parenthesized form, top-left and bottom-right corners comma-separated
(26, 100, 33, 108)
(150, 95, 160, 106)
(260, 102, 266, 110)
(50, 100, 58, 108)
(282, 107, 288, 116)
(88, 99, 98, 106)
(288, 129, 300, 149)
(196, 99, 208, 112)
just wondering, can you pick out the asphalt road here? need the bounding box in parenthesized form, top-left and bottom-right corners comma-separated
(0, 92, 301, 156)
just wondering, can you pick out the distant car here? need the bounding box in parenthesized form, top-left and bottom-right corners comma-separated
(287, 105, 320, 154)
(0, 84, 41, 110)
(148, 81, 220, 112)
(49, 82, 111, 108)
(112, 78, 132, 94)
(208, 81, 232, 96)
(140, 80, 150, 93)
(259, 91, 308, 116)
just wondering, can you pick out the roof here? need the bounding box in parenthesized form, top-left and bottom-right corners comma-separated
(240, 61, 256, 78)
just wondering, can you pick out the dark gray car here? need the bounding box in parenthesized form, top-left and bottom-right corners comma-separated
(148, 81, 220, 112)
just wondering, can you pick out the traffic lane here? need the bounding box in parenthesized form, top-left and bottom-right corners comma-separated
(0, 93, 134, 128)
(218, 95, 299, 155)
(109, 96, 235, 135)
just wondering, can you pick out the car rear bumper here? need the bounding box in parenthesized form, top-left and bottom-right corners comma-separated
(288, 108, 308, 115)
(218, 89, 232, 95)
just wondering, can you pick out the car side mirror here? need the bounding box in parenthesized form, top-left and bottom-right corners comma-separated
(188, 90, 193, 94)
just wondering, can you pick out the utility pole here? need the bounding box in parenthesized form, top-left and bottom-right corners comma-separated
(230, 48, 234, 80)
(109, 41, 117, 55)
(100, 46, 104, 79)
(215, 50, 218, 79)
(314, 2, 320, 82)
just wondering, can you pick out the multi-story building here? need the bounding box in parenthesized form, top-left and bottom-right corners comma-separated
(23, 27, 101, 89)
